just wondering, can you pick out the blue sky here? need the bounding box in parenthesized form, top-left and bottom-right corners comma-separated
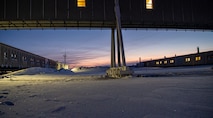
(0, 29, 213, 67)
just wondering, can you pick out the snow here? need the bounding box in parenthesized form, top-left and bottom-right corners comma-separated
(0, 65, 213, 118)
(133, 65, 213, 77)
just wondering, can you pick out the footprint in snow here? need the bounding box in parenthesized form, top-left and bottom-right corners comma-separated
(51, 106, 66, 113)
(0, 96, 7, 99)
(0, 101, 15, 106)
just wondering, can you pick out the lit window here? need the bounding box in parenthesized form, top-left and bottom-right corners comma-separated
(77, 0, 86, 7)
(146, 0, 153, 9)
(159, 61, 162, 64)
(156, 61, 159, 65)
(170, 60, 174, 64)
(185, 58, 190, 62)
(195, 56, 201, 61)
(164, 60, 167, 64)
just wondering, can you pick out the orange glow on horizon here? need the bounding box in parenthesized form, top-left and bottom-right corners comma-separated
(69, 57, 110, 68)
(66, 48, 209, 68)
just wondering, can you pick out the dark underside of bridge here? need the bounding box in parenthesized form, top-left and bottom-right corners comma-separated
(0, 0, 213, 30)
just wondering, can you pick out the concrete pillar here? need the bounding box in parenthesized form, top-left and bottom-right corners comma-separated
(111, 28, 116, 67)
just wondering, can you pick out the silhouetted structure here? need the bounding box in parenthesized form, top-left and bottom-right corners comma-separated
(0, 0, 212, 30)
(137, 51, 213, 67)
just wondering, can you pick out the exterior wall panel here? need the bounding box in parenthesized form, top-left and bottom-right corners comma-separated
(182, 0, 193, 24)
(161, 0, 173, 24)
(70, 0, 80, 20)
(93, 0, 104, 21)
(104, 0, 114, 21)
(79, 0, 92, 21)
(0, 0, 212, 29)
(57, 0, 68, 20)
(193, 0, 212, 24)
(0, 0, 4, 20)
(129, 0, 142, 22)
(120, 0, 131, 21)
(32, 0, 43, 19)
(19, 0, 30, 20)
(5, 0, 17, 20)
(172, 0, 183, 23)
(44, 0, 55, 19)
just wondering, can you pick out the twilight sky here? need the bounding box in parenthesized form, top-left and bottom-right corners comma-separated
(0, 29, 213, 68)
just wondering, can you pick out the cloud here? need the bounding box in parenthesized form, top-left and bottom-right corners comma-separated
(38, 46, 110, 67)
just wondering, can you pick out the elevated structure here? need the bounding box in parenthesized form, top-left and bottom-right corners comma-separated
(0, 0, 212, 30)
(1, 0, 213, 77)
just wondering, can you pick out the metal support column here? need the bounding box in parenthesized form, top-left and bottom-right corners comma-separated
(117, 29, 121, 67)
(106, 0, 133, 78)
(114, 0, 126, 66)
(111, 28, 116, 67)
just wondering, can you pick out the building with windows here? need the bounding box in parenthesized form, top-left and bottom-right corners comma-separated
(137, 51, 213, 67)
(0, 43, 67, 72)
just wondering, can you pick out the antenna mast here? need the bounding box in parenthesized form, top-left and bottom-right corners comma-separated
(63, 51, 67, 64)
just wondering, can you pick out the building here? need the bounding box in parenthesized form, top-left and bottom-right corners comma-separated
(137, 51, 213, 67)
(0, 43, 57, 71)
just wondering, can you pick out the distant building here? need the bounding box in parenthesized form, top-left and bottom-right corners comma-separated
(137, 51, 213, 67)
(56, 62, 69, 70)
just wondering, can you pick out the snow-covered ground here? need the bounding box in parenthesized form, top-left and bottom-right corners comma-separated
(133, 65, 213, 77)
(0, 65, 213, 118)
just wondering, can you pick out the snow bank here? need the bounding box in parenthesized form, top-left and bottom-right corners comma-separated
(133, 65, 213, 76)
(11, 67, 74, 75)
(0, 67, 107, 81)
(13, 67, 55, 75)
